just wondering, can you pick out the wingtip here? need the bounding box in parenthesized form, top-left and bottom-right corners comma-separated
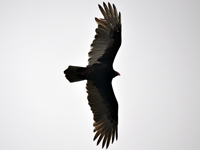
(119, 12, 121, 24)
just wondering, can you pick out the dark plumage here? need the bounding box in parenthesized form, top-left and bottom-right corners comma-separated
(64, 2, 121, 149)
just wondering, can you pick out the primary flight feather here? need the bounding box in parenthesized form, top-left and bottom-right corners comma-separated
(64, 2, 121, 149)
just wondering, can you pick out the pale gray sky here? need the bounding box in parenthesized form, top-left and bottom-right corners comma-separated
(1, 0, 200, 150)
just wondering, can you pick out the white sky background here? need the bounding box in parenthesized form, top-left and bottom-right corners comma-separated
(0, 0, 200, 149)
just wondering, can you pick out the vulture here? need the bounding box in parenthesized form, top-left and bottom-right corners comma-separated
(64, 2, 121, 149)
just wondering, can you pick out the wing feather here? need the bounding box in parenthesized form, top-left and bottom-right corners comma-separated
(98, 4, 109, 21)
(86, 80, 118, 148)
(88, 3, 121, 66)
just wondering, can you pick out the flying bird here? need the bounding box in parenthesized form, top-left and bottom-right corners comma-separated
(64, 2, 121, 149)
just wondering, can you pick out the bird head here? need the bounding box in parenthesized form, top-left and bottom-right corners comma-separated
(113, 70, 120, 78)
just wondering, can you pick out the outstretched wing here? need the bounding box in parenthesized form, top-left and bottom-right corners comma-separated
(86, 80, 118, 149)
(88, 2, 121, 66)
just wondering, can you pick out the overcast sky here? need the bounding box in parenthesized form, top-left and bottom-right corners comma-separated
(1, 0, 200, 150)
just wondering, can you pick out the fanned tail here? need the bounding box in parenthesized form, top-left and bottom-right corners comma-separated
(64, 66, 86, 83)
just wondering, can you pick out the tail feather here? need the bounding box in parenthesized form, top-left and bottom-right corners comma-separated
(64, 66, 86, 83)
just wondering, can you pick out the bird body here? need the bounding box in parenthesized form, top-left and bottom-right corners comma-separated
(64, 2, 121, 148)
